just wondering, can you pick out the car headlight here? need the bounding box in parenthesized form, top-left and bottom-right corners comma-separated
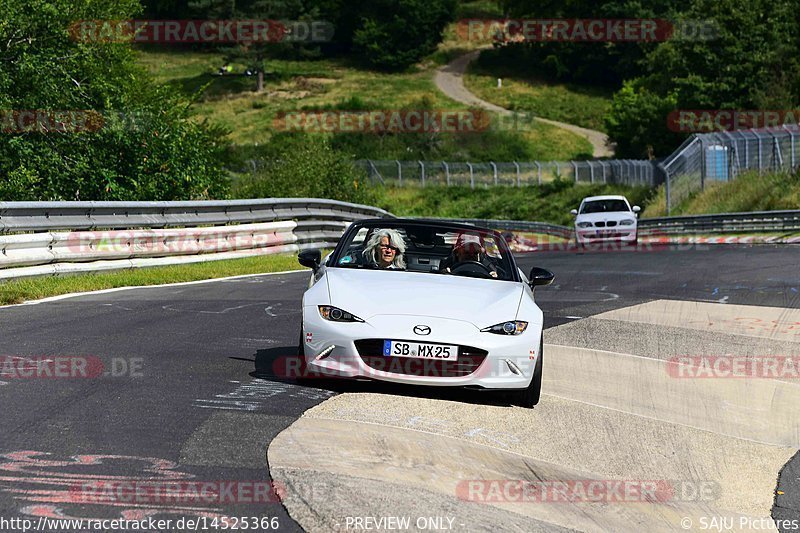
(619, 219, 635, 226)
(318, 306, 364, 323)
(576, 222, 593, 228)
(481, 321, 528, 335)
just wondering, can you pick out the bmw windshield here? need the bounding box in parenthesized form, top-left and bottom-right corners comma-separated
(580, 200, 630, 214)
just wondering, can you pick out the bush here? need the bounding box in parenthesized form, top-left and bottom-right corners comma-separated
(233, 134, 377, 205)
(318, 0, 457, 70)
(604, 80, 683, 159)
(0, 0, 230, 201)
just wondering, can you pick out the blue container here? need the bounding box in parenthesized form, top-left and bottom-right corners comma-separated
(705, 145, 729, 181)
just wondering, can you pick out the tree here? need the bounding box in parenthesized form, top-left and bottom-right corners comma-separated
(494, 0, 686, 86)
(351, 0, 456, 70)
(234, 134, 376, 204)
(605, 0, 800, 157)
(0, 0, 230, 200)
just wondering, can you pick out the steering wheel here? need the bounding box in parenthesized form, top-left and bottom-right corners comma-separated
(450, 261, 495, 279)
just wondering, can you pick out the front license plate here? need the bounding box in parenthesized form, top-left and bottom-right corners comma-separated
(383, 340, 458, 361)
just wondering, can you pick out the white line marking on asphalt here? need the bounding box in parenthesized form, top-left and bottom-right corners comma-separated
(0, 269, 307, 310)
(564, 316, 584, 320)
(162, 302, 276, 315)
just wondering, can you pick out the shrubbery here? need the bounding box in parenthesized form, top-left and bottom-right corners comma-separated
(233, 134, 377, 205)
(0, 0, 230, 201)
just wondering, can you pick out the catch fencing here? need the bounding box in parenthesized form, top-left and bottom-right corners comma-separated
(355, 159, 657, 188)
(354, 125, 800, 215)
(660, 125, 800, 213)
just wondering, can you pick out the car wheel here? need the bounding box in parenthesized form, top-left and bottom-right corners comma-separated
(516, 339, 543, 408)
(296, 327, 310, 383)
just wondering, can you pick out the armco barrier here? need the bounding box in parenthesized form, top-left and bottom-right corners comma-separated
(1, 200, 797, 281)
(0, 199, 391, 280)
(443, 211, 800, 238)
(637, 210, 800, 235)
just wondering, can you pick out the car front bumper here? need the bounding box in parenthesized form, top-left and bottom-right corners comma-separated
(300, 310, 541, 390)
(576, 227, 637, 244)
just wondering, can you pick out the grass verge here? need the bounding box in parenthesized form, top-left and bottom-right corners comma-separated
(376, 182, 654, 226)
(137, 48, 592, 161)
(643, 170, 800, 217)
(464, 55, 613, 132)
(0, 254, 303, 306)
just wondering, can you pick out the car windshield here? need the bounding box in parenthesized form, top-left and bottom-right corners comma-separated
(580, 200, 630, 214)
(331, 223, 517, 281)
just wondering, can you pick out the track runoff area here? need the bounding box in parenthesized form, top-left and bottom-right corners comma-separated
(0, 244, 797, 532)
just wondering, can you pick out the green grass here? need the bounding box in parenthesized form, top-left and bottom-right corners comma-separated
(464, 63, 614, 133)
(136, 48, 592, 161)
(0, 254, 303, 306)
(643, 170, 800, 217)
(375, 182, 654, 226)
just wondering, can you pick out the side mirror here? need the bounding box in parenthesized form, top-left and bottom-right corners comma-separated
(298, 249, 322, 271)
(632, 206, 641, 214)
(529, 267, 555, 287)
(570, 209, 578, 216)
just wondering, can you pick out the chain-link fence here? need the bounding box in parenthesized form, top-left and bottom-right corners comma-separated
(234, 126, 800, 216)
(355, 159, 658, 188)
(661, 125, 800, 214)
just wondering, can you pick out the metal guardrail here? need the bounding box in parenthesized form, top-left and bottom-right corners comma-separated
(444, 210, 800, 238)
(637, 210, 800, 235)
(0, 199, 390, 233)
(0, 199, 392, 280)
(1, 201, 797, 281)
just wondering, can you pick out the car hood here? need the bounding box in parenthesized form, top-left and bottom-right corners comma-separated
(576, 212, 636, 223)
(325, 268, 524, 328)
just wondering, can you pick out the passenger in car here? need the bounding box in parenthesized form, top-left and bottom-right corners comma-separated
(362, 228, 407, 270)
(440, 234, 498, 278)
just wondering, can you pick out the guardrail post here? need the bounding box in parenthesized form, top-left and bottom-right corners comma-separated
(419, 161, 425, 187)
(396, 160, 402, 186)
(514, 161, 520, 187)
(535, 162, 542, 185)
(572, 161, 578, 182)
(443, 161, 450, 186)
(467, 163, 474, 189)
(490, 162, 498, 186)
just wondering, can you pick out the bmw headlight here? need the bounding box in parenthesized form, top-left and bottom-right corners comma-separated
(619, 219, 635, 226)
(318, 306, 364, 323)
(481, 321, 529, 335)
(576, 222, 593, 228)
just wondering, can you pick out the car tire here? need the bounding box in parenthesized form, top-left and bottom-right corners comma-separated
(296, 327, 310, 384)
(516, 339, 543, 408)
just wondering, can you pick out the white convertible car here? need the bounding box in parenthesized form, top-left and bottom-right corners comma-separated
(296, 219, 554, 407)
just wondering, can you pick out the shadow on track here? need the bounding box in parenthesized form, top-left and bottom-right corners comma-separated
(241, 346, 519, 409)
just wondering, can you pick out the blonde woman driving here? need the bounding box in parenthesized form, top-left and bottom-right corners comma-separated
(362, 228, 407, 270)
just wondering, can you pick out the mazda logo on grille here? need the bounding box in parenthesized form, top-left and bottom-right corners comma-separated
(413, 325, 431, 336)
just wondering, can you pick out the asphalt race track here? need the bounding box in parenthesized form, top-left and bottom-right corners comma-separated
(0, 244, 798, 532)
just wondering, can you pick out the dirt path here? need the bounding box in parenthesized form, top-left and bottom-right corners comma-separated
(434, 49, 615, 158)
